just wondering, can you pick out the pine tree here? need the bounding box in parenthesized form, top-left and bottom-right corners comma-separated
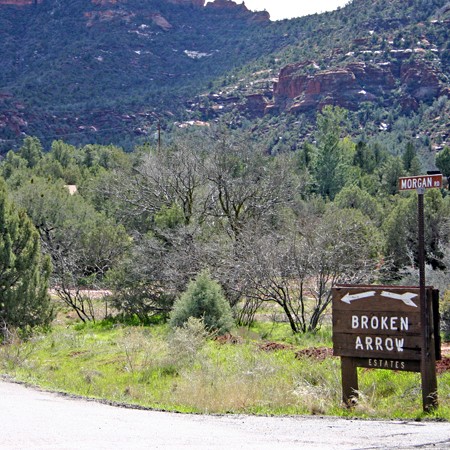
(436, 147, 450, 178)
(169, 270, 233, 334)
(0, 179, 52, 333)
(18, 136, 43, 169)
(402, 142, 417, 172)
(314, 106, 350, 200)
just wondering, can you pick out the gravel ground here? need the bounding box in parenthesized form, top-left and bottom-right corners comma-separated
(1, 380, 449, 450)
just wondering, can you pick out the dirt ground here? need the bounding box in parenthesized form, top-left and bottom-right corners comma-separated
(257, 340, 450, 373)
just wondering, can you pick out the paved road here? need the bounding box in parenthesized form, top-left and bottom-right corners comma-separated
(1, 380, 449, 449)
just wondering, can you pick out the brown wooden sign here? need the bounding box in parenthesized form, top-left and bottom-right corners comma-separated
(333, 285, 422, 362)
(332, 285, 438, 410)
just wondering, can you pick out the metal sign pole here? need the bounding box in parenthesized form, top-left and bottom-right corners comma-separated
(417, 188, 438, 412)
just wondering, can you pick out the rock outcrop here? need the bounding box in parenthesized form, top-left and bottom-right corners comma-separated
(0, 94, 28, 135)
(240, 94, 268, 118)
(205, 0, 270, 22)
(84, 10, 135, 26)
(400, 60, 441, 102)
(166, 0, 204, 6)
(91, 0, 121, 5)
(270, 58, 445, 115)
(0, 0, 42, 5)
(149, 13, 172, 30)
(81, 0, 267, 28)
(0, 0, 269, 24)
(205, 0, 246, 11)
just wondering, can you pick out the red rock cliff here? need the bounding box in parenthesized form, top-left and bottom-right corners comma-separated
(91, 0, 121, 5)
(166, 0, 205, 6)
(271, 59, 443, 114)
(0, 0, 42, 5)
(205, 0, 270, 21)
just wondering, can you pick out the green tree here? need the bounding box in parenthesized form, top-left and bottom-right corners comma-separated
(1, 150, 29, 181)
(36, 140, 84, 185)
(49, 140, 77, 168)
(18, 136, 43, 169)
(13, 177, 129, 322)
(334, 185, 382, 223)
(107, 225, 208, 323)
(379, 156, 405, 195)
(436, 147, 450, 177)
(314, 106, 352, 200)
(402, 142, 417, 171)
(402, 142, 422, 175)
(408, 155, 422, 176)
(383, 190, 448, 271)
(0, 179, 52, 334)
(169, 270, 233, 334)
(353, 141, 377, 174)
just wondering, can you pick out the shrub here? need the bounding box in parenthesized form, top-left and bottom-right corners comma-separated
(0, 179, 52, 332)
(168, 317, 210, 367)
(169, 270, 233, 335)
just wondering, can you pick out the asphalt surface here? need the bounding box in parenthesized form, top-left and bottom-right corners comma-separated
(1, 380, 449, 449)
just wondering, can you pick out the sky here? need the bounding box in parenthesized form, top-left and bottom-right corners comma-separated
(206, 0, 351, 21)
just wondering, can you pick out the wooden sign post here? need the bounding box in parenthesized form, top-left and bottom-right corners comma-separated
(332, 285, 439, 411)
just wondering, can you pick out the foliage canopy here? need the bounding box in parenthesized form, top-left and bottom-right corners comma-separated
(0, 178, 52, 335)
(170, 270, 234, 335)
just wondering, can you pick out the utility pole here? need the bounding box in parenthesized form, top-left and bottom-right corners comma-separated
(157, 120, 161, 151)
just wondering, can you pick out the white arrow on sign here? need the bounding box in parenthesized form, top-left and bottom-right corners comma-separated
(341, 291, 376, 304)
(380, 291, 418, 307)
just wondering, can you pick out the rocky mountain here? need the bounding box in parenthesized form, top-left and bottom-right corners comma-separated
(0, 0, 274, 149)
(1, 0, 450, 155)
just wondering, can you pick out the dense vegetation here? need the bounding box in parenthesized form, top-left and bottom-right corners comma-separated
(0, 105, 448, 420)
(0, 105, 448, 335)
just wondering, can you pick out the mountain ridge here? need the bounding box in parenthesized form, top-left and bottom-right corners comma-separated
(0, 0, 449, 155)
